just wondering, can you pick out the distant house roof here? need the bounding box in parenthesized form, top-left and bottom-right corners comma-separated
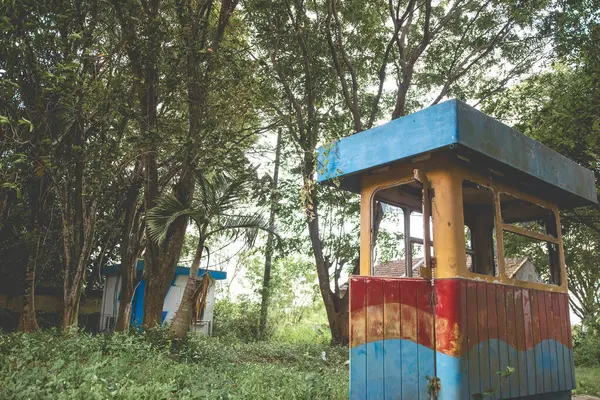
(373, 256, 528, 278)
(504, 257, 529, 279)
(102, 260, 227, 280)
(374, 258, 425, 277)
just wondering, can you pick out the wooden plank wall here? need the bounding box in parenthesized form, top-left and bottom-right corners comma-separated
(349, 277, 575, 400)
(350, 277, 434, 400)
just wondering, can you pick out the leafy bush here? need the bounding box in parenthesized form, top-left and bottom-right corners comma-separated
(212, 297, 270, 341)
(573, 367, 600, 397)
(212, 296, 332, 345)
(0, 330, 349, 399)
(573, 325, 600, 367)
(272, 322, 331, 345)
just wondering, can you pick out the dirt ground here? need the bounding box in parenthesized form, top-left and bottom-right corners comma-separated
(573, 396, 600, 400)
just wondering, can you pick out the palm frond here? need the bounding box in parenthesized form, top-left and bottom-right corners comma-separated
(146, 193, 196, 243)
(206, 213, 275, 248)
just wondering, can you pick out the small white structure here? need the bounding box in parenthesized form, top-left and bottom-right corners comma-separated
(99, 261, 226, 333)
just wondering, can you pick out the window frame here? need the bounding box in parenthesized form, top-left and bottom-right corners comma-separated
(497, 191, 562, 286)
(364, 169, 566, 290)
(369, 178, 431, 278)
(461, 179, 499, 278)
(458, 177, 565, 289)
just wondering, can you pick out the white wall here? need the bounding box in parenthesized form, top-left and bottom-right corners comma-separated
(99, 275, 120, 331)
(162, 275, 185, 324)
(514, 261, 541, 283)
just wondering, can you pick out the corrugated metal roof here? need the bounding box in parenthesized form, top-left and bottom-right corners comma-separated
(101, 260, 227, 280)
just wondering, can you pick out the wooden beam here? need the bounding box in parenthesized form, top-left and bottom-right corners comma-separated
(502, 224, 559, 244)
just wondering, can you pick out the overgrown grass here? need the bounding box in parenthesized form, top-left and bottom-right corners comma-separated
(2, 330, 598, 399)
(572, 325, 600, 397)
(0, 330, 348, 399)
(574, 367, 600, 397)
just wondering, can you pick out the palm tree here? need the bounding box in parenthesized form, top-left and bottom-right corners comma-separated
(147, 170, 272, 339)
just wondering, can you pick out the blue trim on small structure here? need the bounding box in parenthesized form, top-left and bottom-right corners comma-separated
(317, 99, 597, 206)
(130, 280, 145, 327)
(102, 261, 227, 280)
(174, 265, 227, 280)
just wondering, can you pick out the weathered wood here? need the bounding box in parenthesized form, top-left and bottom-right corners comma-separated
(349, 276, 576, 399)
(530, 290, 545, 394)
(486, 283, 501, 400)
(505, 286, 520, 398)
(496, 285, 510, 398)
(502, 223, 559, 245)
(383, 279, 402, 398)
(477, 282, 492, 395)
(538, 289, 552, 392)
(522, 289, 537, 395)
(466, 280, 481, 397)
(400, 279, 419, 400)
(366, 278, 384, 398)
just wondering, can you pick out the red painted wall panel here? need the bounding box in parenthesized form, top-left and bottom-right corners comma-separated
(349, 276, 575, 399)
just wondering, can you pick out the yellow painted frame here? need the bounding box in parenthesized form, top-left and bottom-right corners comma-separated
(360, 153, 568, 293)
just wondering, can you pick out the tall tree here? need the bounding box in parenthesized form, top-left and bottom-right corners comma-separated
(113, 161, 145, 331)
(0, 0, 128, 331)
(484, 0, 600, 329)
(111, 0, 255, 329)
(1, 0, 56, 332)
(110, 0, 176, 329)
(147, 170, 270, 339)
(49, 0, 130, 331)
(259, 129, 282, 335)
(248, 0, 548, 344)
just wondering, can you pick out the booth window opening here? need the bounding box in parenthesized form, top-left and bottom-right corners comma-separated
(499, 192, 561, 286)
(462, 180, 497, 276)
(371, 181, 432, 278)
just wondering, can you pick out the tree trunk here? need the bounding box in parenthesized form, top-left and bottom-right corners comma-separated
(114, 295, 133, 332)
(58, 189, 97, 333)
(62, 291, 82, 332)
(391, 66, 414, 120)
(143, 264, 173, 328)
(170, 238, 205, 339)
(259, 129, 282, 335)
(307, 214, 350, 345)
(329, 294, 349, 344)
(19, 184, 46, 333)
(109, 0, 170, 330)
(20, 250, 39, 332)
(114, 163, 144, 332)
(303, 149, 349, 345)
(143, 182, 192, 329)
(114, 269, 139, 331)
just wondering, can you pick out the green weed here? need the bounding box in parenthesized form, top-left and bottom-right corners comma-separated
(573, 367, 600, 397)
(0, 330, 349, 399)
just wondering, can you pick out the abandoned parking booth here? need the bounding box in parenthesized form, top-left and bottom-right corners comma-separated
(316, 100, 598, 400)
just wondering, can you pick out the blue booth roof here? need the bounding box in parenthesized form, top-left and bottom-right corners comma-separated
(102, 260, 227, 280)
(316, 99, 597, 207)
